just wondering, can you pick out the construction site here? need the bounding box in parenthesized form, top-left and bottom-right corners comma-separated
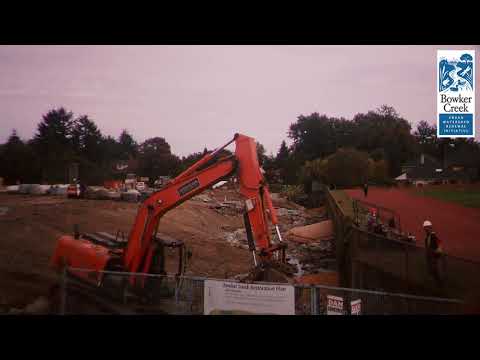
(0, 135, 339, 314)
(1, 142, 479, 314)
(1, 45, 479, 315)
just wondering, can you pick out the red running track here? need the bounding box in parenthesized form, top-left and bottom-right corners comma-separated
(345, 187, 480, 262)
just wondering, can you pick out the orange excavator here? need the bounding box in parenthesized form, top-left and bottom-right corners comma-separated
(50, 133, 294, 310)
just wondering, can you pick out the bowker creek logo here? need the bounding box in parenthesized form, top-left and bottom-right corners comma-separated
(437, 50, 475, 138)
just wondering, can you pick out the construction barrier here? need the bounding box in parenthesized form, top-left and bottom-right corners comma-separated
(58, 267, 463, 315)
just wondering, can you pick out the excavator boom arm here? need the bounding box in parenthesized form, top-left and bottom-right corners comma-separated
(51, 133, 283, 284)
(124, 133, 281, 274)
(124, 154, 236, 273)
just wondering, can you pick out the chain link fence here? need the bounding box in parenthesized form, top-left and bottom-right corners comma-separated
(295, 284, 462, 314)
(58, 268, 205, 315)
(57, 267, 463, 315)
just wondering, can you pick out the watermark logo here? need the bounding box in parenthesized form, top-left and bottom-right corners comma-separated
(437, 50, 475, 138)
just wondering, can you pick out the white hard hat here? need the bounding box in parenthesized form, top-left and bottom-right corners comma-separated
(423, 220, 432, 227)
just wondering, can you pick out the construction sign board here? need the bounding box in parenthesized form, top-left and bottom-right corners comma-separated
(327, 295, 344, 315)
(351, 299, 361, 315)
(203, 280, 295, 315)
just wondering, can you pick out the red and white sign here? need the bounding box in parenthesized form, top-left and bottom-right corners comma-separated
(327, 295, 344, 315)
(351, 299, 361, 315)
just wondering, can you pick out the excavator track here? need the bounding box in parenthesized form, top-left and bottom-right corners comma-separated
(49, 276, 174, 314)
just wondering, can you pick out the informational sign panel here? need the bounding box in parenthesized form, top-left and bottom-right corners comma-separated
(351, 299, 362, 315)
(203, 280, 295, 315)
(327, 295, 344, 315)
(437, 50, 475, 138)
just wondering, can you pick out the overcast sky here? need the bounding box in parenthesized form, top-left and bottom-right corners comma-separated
(1, 45, 478, 156)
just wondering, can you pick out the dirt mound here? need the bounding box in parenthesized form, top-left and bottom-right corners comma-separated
(286, 220, 334, 243)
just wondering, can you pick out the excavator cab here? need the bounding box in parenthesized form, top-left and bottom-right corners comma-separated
(50, 226, 191, 312)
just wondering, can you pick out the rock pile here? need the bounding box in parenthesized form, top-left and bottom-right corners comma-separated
(121, 189, 141, 202)
(192, 194, 213, 202)
(6, 185, 20, 193)
(285, 220, 336, 273)
(48, 185, 69, 195)
(221, 196, 336, 276)
(29, 184, 51, 195)
(225, 228, 249, 249)
(85, 186, 110, 200)
(209, 200, 243, 216)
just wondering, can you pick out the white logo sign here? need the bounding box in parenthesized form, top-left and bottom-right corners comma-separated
(437, 50, 475, 138)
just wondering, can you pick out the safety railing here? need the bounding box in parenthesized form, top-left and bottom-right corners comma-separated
(324, 187, 480, 305)
(353, 198, 402, 234)
(57, 267, 464, 315)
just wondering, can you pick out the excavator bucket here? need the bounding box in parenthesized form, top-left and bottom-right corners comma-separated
(249, 267, 292, 283)
(243, 259, 297, 283)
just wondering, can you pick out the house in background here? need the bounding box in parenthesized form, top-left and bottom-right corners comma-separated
(397, 153, 475, 186)
(113, 157, 139, 176)
(112, 156, 139, 179)
(394, 172, 408, 185)
(443, 146, 478, 182)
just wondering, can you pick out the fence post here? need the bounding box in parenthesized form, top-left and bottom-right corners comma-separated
(310, 286, 318, 315)
(405, 243, 409, 293)
(175, 277, 180, 305)
(60, 266, 67, 315)
(353, 200, 358, 225)
(351, 229, 359, 288)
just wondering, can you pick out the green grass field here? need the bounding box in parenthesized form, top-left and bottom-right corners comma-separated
(419, 188, 480, 208)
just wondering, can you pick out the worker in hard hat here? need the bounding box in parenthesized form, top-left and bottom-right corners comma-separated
(367, 208, 377, 232)
(423, 220, 445, 285)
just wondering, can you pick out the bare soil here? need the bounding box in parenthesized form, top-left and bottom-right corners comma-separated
(0, 186, 332, 312)
(0, 191, 251, 310)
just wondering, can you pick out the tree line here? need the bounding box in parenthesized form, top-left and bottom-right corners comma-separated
(1, 105, 480, 187)
(0, 108, 181, 185)
(263, 105, 480, 187)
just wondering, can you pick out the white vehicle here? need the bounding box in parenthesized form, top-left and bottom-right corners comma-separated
(136, 181, 146, 191)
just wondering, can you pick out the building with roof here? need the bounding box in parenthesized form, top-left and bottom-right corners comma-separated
(397, 152, 476, 186)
